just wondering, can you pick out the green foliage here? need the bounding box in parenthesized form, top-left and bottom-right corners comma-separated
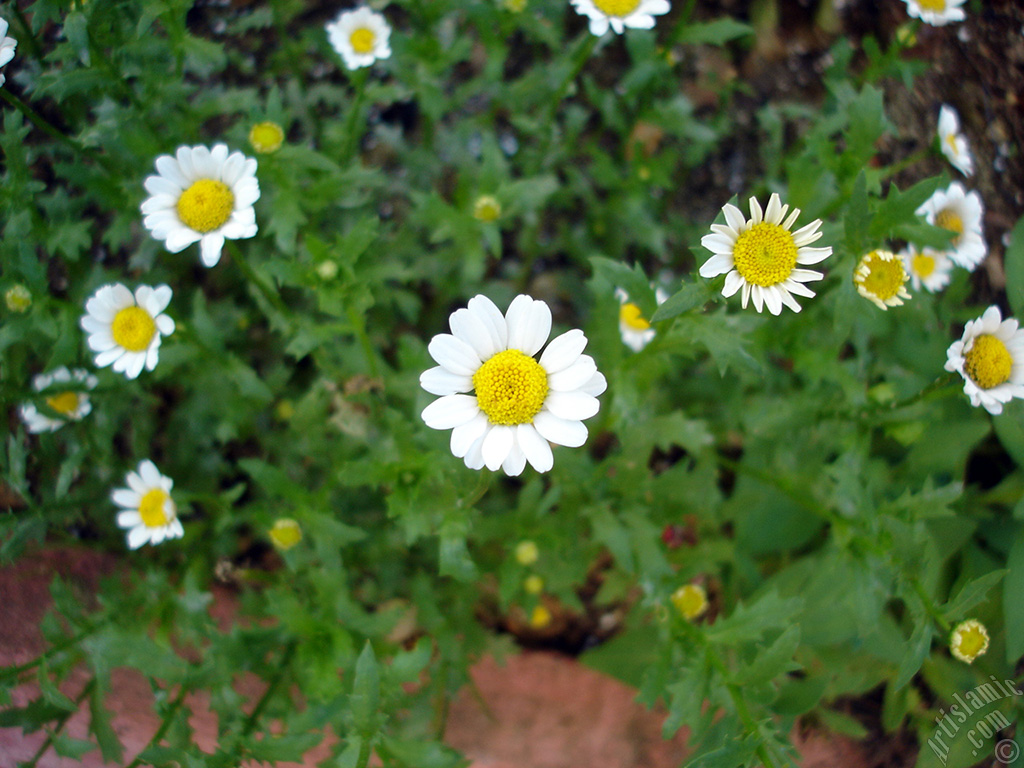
(0, 1, 1019, 767)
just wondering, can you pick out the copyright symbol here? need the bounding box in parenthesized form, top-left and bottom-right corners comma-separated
(995, 739, 1020, 764)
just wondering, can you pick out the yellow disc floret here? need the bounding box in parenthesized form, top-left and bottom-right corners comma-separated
(139, 488, 174, 528)
(963, 334, 1013, 390)
(111, 307, 157, 352)
(473, 195, 502, 222)
(270, 518, 303, 550)
(935, 208, 964, 246)
(473, 349, 549, 426)
(620, 302, 651, 331)
(917, 0, 947, 10)
(731, 222, 799, 287)
(912, 252, 936, 278)
(950, 619, 989, 663)
(670, 584, 709, 621)
(855, 250, 908, 305)
(349, 27, 376, 54)
(46, 391, 80, 416)
(177, 179, 235, 233)
(249, 121, 284, 154)
(592, 0, 642, 16)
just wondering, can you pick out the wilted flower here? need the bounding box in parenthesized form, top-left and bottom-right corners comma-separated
(854, 249, 911, 310)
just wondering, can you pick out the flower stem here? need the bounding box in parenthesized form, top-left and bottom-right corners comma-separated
(240, 640, 297, 738)
(123, 685, 188, 768)
(346, 305, 380, 378)
(341, 68, 369, 164)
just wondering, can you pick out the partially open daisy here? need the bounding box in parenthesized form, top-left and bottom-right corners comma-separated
(699, 193, 832, 315)
(0, 17, 17, 88)
(950, 619, 989, 664)
(326, 7, 392, 70)
(853, 249, 911, 310)
(570, 0, 670, 35)
(670, 584, 708, 621)
(937, 105, 973, 177)
(945, 305, 1024, 415)
(902, 0, 966, 26)
(916, 183, 986, 271)
(615, 287, 667, 352)
(420, 295, 607, 476)
(19, 367, 98, 434)
(113, 460, 183, 550)
(80, 283, 175, 379)
(249, 121, 284, 154)
(142, 144, 260, 268)
(901, 244, 952, 293)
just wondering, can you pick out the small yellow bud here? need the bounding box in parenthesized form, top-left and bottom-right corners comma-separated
(529, 604, 551, 628)
(670, 584, 708, 621)
(249, 121, 285, 154)
(5, 285, 32, 313)
(502, 0, 527, 12)
(524, 575, 544, 595)
(895, 24, 917, 48)
(950, 619, 989, 664)
(316, 260, 339, 280)
(274, 400, 295, 421)
(473, 195, 501, 223)
(637, 166, 651, 181)
(269, 518, 302, 551)
(514, 540, 539, 566)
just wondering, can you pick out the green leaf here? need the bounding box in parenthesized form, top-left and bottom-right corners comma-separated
(843, 170, 870, 254)
(1006, 214, 1024, 319)
(706, 591, 803, 644)
(892, 619, 933, 691)
(676, 18, 753, 46)
(816, 708, 869, 739)
(589, 256, 655, 316)
(245, 733, 322, 761)
(89, 685, 124, 763)
(1005, 525, 1024, 664)
(942, 570, 1006, 622)
(650, 282, 712, 323)
(52, 733, 97, 760)
(350, 642, 381, 738)
(735, 624, 802, 685)
(870, 176, 943, 239)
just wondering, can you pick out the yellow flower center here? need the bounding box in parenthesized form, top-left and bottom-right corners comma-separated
(731, 222, 798, 288)
(912, 252, 936, 278)
(349, 27, 376, 54)
(473, 349, 549, 426)
(529, 605, 552, 628)
(45, 391, 80, 416)
(619, 302, 651, 331)
(945, 133, 959, 153)
(139, 488, 174, 528)
(176, 179, 235, 234)
(671, 585, 708, 621)
(952, 622, 989, 662)
(592, 0, 642, 16)
(249, 121, 284, 154)
(963, 334, 1013, 390)
(857, 251, 907, 301)
(270, 518, 303, 550)
(111, 306, 157, 352)
(935, 208, 963, 246)
(473, 195, 502, 222)
(917, 0, 946, 10)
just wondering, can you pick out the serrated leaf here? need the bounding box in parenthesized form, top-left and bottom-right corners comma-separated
(735, 625, 802, 685)
(350, 642, 380, 737)
(870, 177, 943, 239)
(589, 256, 655, 316)
(942, 571, 1006, 622)
(650, 282, 712, 323)
(707, 591, 803, 645)
(892, 619, 933, 691)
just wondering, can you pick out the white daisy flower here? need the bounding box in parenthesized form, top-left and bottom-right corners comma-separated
(80, 283, 175, 380)
(19, 367, 98, 434)
(901, 243, 953, 293)
(141, 144, 260, 268)
(615, 287, 667, 352)
(0, 17, 17, 88)
(853, 249, 911, 310)
(326, 7, 392, 70)
(937, 105, 974, 177)
(113, 460, 183, 550)
(945, 305, 1024, 416)
(902, 0, 966, 26)
(570, 0, 670, 35)
(698, 193, 832, 315)
(420, 295, 607, 476)
(916, 182, 986, 271)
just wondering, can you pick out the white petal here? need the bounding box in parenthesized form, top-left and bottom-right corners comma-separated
(450, 307, 500, 360)
(699, 251, 734, 277)
(127, 526, 150, 550)
(722, 271, 744, 297)
(482, 425, 514, 471)
(451, 412, 489, 458)
(117, 511, 141, 528)
(517, 424, 554, 473)
(505, 296, 552, 357)
(428, 334, 482, 377)
(420, 366, 473, 396)
(547, 355, 598, 392)
(112, 490, 141, 509)
(421, 395, 481, 430)
(544, 391, 600, 421)
(579, 371, 608, 397)
(501, 440, 527, 477)
(464, 433, 487, 470)
(467, 295, 508, 351)
(533, 411, 588, 448)
(539, 329, 587, 374)
(722, 204, 746, 232)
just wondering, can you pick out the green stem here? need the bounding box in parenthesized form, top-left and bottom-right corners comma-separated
(123, 685, 188, 768)
(704, 644, 778, 768)
(241, 641, 297, 738)
(341, 69, 369, 164)
(226, 241, 293, 328)
(22, 679, 96, 768)
(458, 470, 492, 510)
(877, 146, 931, 182)
(347, 305, 380, 378)
(354, 736, 373, 768)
